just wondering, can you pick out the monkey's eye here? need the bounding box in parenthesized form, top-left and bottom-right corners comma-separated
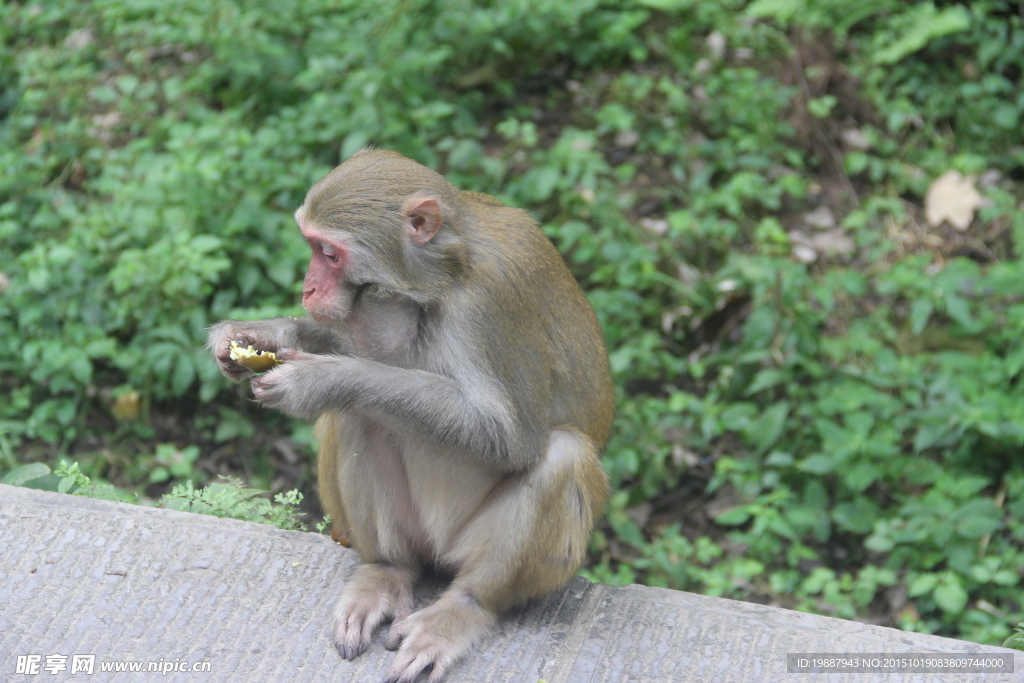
(321, 242, 339, 262)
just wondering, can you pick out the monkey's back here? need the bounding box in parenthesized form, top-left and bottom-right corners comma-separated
(461, 195, 614, 449)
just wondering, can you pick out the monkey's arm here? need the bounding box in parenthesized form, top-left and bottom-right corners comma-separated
(207, 318, 352, 381)
(252, 353, 545, 471)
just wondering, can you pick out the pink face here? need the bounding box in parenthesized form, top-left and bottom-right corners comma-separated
(300, 224, 350, 319)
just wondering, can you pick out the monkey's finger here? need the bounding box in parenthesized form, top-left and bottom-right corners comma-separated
(250, 374, 272, 396)
(250, 375, 289, 413)
(230, 332, 270, 349)
(219, 364, 253, 382)
(274, 347, 312, 361)
(213, 345, 252, 380)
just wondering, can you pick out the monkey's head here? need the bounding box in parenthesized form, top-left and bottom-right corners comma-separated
(294, 150, 469, 324)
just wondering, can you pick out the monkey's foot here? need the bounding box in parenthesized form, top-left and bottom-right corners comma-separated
(382, 592, 495, 683)
(333, 563, 415, 661)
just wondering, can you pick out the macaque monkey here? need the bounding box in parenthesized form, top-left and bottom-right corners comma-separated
(208, 149, 613, 682)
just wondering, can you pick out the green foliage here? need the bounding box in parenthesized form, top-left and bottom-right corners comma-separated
(162, 477, 306, 531)
(1, 462, 51, 486)
(45, 461, 307, 530)
(1, 0, 1022, 646)
(49, 460, 138, 502)
(1005, 623, 1024, 651)
(315, 514, 333, 535)
(146, 443, 203, 484)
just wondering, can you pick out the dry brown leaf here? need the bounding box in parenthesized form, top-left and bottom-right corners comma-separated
(810, 229, 855, 256)
(639, 217, 668, 235)
(924, 170, 986, 231)
(803, 205, 836, 230)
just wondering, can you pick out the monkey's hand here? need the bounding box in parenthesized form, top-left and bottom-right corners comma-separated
(249, 349, 329, 418)
(207, 320, 290, 382)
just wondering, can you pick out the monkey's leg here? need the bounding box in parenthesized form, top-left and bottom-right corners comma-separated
(324, 415, 424, 661)
(383, 428, 606, 683)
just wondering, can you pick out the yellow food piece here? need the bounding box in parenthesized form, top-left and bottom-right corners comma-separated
(229, 341, 282, 373)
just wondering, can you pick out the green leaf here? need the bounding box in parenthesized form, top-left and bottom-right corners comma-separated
(745, 0, 804, 24)
(873, 4, 971, 65)
(214, 409, 256, 442)
(908, 573, 939, 597)
(634, 0, 695, 10)
(832, 500, 875, 534)
(715, 507, 752, 526)
(171, 355, 196, 397)
(1004, 625, 1024, 652)
(933, 576, 968, 614)
(267, 258, 298, 288)
(913, 424, 948, 453)
(843, 462, 879, 493)
(745, 369, 787, 395)
(69, 355, 93, 385)
(2, 463, 51, 486)
(807, 95, 837, 118)
(750, 402, 790, 455)
(845, 151, 869, 175)
(798, 453, 835, 474)
(909, 298, 933, 335)
(993, 104, 1020, 130)
(943, 293, 972, 328)
(341, 131, 370, 160)
(607, 512, 646, 548)
(190, 235, 223, 253)
(864, 530, 894, 553)
(951, 499, 1003, 538)
(943, 475, 990, 498)
(608, 346, 633, 374)
(803, 479, 828, 509)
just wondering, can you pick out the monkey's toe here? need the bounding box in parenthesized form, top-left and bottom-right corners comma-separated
(333, 612, 375, 661)
(384, 651, 438, 683)
(383, 612, 413, 651)
(383, 624, 405, 651)
(335, 616, 378, 662)
(336, 640, 367, 661)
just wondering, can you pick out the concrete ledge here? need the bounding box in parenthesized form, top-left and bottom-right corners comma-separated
(1, 484, 1018, 682)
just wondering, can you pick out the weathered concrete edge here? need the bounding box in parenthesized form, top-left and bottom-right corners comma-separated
(2, 482, 1019, 672)
(3, 482, 1019, 650)
(623, 582, 1018, 651)
(0, 483, 332, 548)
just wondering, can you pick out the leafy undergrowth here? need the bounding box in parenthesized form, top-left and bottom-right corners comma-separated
(2, 0, 1023, 645)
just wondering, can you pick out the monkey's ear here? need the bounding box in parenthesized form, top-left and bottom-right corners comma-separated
(401, 196, 442, 244)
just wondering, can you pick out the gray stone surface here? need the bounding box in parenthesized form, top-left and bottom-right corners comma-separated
(0, 483, 1019, 682)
